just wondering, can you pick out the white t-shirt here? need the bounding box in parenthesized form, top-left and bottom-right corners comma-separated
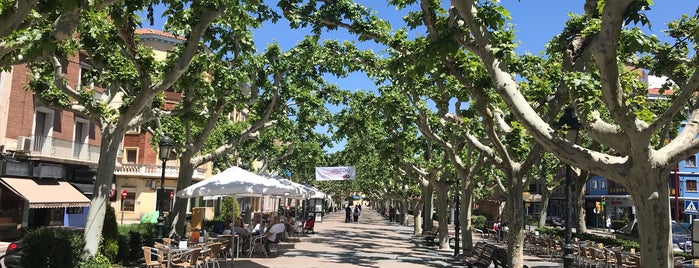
(268, 223, 286, 242)
(252, 223, 267, 234)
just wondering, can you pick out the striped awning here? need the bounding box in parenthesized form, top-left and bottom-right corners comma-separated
(0, 177, 90, 209)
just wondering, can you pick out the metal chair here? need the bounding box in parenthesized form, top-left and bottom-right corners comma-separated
(249, 233, 271, 258)
(171, 248, 204, 268)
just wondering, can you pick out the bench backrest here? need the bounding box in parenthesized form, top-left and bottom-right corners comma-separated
(471, 241, 486, 256)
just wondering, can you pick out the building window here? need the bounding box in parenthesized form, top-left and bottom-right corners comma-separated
(126, 126, 140, 134)
(123, 148, 138, 164)
(686, 156, 697, 168)
(67, 207, 84, 214)
(590, 180, 598, 190)
(600, 180, 607, 190)
(688, 180, 698, 192)
(122, 192, 136, 211)
(33, 108, 55, 152)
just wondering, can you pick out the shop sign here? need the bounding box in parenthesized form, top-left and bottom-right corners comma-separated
(2, 161, 30, 176)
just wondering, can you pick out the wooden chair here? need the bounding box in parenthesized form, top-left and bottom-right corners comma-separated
(602, 248, 618, 267)
(142, 246, 164, 268)
(614, 251, 638, 268)
(171, 248, 204, 268)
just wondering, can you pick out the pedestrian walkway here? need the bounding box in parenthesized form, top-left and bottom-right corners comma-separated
(230, 207, 561, 268)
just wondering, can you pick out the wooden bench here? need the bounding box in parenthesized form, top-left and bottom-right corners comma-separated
(464, 241, 486, 260)
(492, 247, 508, 268)
(422, 229, 439, 246)
(464, 243, 497, 268)
(486, 228, 497, 239)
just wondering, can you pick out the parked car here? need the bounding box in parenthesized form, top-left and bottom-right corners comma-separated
(615, 220, 692, 252)
(546, 216, 564, 227)
(2, 226, 84, 268)
(2, 240, 22, 268)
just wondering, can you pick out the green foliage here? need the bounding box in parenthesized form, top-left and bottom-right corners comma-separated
(115, 223, 156, 266)
(20, 227, 84, 268)
(78, 253, 112, 268)
(217, 197, 237, 222)
(611, 219, 629, 231)
(471, 215, 487, 230)
(100, 205, 119, 262)
(535, 226, 639, 250)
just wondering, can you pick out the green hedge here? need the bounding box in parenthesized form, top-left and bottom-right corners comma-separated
(535, 226, 639, 250)
(471, 215, 487, 230)
(19, 227, 84, 268)
(611, 220, 628, 231)
(115, 223, 157, 266)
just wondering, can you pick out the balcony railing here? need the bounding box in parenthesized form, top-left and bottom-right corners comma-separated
(114, 164, 207, 180)
(27, 135, 100, 163)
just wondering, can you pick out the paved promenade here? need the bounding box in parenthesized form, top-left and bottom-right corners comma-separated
(0, 208, 563, 268)
(231, 207, 561, 268)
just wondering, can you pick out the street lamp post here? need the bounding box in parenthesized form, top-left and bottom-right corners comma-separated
(157, 134, 173, 242)
(454, 180, 460, 257)
(557, 107, 579, 268)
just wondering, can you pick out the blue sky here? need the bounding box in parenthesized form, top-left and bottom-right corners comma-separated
(145, 1, 698, 153)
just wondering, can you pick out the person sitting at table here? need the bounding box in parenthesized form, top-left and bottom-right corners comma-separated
(265, 216, 286, 254)
(251, 218, 268, 236)
(282, 210, 298, 234)
(232, 217, 249, 237)
(251, 213, 262, 227)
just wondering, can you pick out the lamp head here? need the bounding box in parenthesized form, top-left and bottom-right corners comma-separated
(158, 134, 173, 161)
(557, 107, 580, 140)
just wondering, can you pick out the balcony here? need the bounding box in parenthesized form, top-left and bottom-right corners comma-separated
(22, 135, 100, 165)
(114, 164, 207, 180)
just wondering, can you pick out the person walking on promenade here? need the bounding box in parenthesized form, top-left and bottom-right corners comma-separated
(388, 207, 396, 222)
(606, 216, 612, 232)
(345, 204, 352, 223)
(353, 206, 360, 222)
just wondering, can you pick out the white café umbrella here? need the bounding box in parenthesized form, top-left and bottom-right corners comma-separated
(266, 175, 310, 199)
(307, 185, 328, 199)
(176, 166, 296, 198)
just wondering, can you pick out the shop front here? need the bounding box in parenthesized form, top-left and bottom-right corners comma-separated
(0, 177, 90, 240)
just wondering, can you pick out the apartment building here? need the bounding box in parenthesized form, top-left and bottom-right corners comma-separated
(0, 53, 98, 240)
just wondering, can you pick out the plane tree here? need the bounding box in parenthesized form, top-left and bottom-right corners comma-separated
(157, 34, 373, 235)
(0, 0, 120, 66)
(450, 0, 699, 266)
(26, 1, 228, 257)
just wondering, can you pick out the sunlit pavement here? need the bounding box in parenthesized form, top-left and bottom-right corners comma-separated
(227, 208, 561, 268)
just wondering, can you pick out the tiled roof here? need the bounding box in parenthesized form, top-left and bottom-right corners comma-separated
(135, 28, 185, 42)
(647, 87, 675, 96)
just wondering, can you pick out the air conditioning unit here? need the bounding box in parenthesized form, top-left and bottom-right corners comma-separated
(16, 136, 32, 151)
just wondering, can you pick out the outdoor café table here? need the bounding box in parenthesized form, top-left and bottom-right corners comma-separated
(156, 246, 189, 268)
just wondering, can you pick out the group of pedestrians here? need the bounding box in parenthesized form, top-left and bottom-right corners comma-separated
(345, 203, 362, 222)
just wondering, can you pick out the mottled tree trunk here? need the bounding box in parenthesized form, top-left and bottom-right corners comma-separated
(538, 186, 551, 228)
(504, 178, 525, 268)
(171, 150, 197, 237)
(412, 199, 423, 235)
(83, 127, 123, 257)
(630, 169, 673, 268)
(434, 181, 450, 249)
(401, 199, 409, 226)
(423, 185, 434, 232)
(575, 177, 587, 234)
(461, 181, 474, 254)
